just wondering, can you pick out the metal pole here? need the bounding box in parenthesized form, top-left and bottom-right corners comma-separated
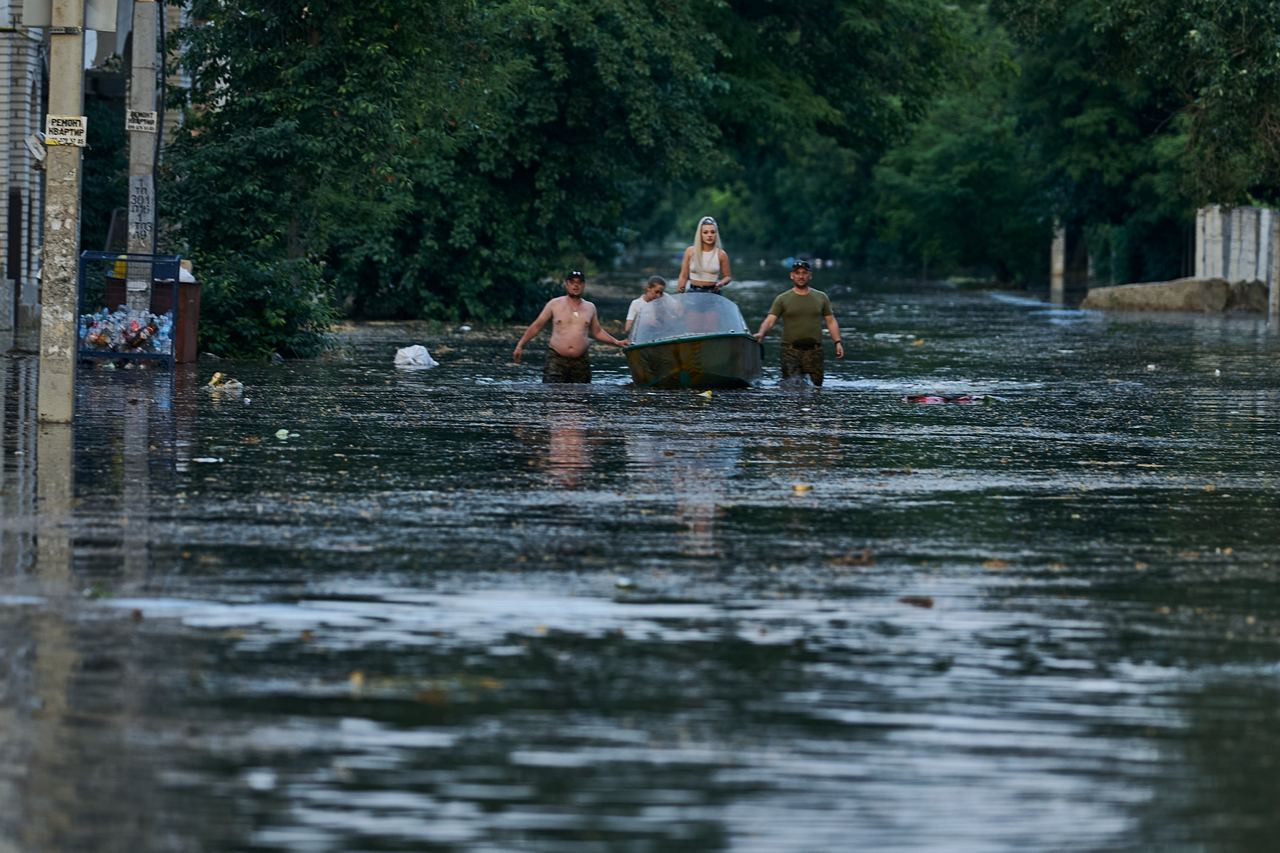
(126, 0, 157, 310)
(37, 0, 86, 424)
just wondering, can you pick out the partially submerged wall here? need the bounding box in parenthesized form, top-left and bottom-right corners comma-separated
(1195, 206, 1276, 286)
(1084, 207, 1279, 317)
(1080, 278, 1267, 312)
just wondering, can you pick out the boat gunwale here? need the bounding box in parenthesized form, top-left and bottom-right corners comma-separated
(622, 331, 759, 353)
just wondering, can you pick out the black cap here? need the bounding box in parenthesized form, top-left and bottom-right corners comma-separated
(566, 270, 585, 281)
(791, 259, 811, 270)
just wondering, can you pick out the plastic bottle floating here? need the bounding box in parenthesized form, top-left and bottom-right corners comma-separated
(204, 372, 244, 395)
(903, 394, 996, 405)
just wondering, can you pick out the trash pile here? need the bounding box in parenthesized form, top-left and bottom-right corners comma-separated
(80, 307, 173, 354)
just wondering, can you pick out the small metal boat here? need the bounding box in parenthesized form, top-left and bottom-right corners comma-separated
(623, 292, 762, 388)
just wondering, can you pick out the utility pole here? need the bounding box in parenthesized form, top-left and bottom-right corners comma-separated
(37, 0, 86, 424)
(126, 0, 157, 311)
(1270, 213, 1280, 326)
(1049, 223, 1066, 305)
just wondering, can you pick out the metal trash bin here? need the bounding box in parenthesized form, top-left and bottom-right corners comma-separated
(97, 254, 201, 364)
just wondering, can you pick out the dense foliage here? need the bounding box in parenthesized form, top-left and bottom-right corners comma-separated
(82, 97, 129, 254)
(152, 0, 1280, 355)
(868, 13, 1047, 282)
(165, 0, 722, 355)
(668, 0, 960, 258)
(996, 0, 1280, 204)
(162, 0, 962, 354)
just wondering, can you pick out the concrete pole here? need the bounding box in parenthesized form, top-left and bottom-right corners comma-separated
(1194, 208, 1206, 279)
(37, 0, 86, 424)
(1050, 223, 1066, 304)
(126, 0, 157, 310)
(1270, 211, 1280, 325)
(1260, 209, 1273, 288)
(1238, 208, 1259, 282)
(1205, 206, 1224, 279)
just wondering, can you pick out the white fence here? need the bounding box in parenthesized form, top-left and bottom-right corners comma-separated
(1195, 206, 1277, 285)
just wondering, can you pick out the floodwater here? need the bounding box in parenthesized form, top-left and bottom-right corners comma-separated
(3, 275, 1280, 852)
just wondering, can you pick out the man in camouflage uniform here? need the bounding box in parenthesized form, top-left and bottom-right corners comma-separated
(754, 259, 845, 386)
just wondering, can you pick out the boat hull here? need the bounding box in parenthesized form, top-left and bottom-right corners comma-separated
(624, 333, 762, 389)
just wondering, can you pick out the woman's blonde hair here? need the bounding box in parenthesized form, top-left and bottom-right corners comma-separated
(690, 216, 724, 278)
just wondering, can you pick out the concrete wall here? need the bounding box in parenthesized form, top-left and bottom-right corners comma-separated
(1196, 205, 1277, 286)
(1, 3, 46, 335)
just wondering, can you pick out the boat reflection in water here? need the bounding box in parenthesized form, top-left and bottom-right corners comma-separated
(623, 292, 762, 389)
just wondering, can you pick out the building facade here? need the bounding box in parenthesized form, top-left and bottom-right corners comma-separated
(1, 1, 46, 337)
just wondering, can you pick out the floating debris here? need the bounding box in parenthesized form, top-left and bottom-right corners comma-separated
(204, 372, 244, 395)
(904, 394, 994, 405)
(395, 345, 439, 370)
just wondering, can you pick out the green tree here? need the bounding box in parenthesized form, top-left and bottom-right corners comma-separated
(987, 0, 1197, 283)
(995, 0, 1280, 205)
(665, 0, 963, 259)
(81, 96, 128, 254)
(165, 0, 721, 354)
(343, 0, 722, 321)
(869, 13, 1046, 282)
(872, 94, 1047, 283)
(165, 1, 439, 355)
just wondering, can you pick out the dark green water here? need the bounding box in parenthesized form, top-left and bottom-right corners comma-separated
(4, 275, 1280, 851)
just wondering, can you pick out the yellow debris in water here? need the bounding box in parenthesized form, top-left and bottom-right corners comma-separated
(699, 390, 713, 398)
(793, 483, 812, 494)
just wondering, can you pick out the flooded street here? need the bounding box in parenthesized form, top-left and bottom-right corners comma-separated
(4, 275, 1280, 851)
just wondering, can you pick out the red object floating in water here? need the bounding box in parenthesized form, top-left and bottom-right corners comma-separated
(905, 394, 977, 405)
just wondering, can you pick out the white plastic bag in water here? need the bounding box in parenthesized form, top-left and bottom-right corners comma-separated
(394, 345, 439, 370)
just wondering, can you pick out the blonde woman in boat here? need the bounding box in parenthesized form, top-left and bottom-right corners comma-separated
(676, 216, 732, 294)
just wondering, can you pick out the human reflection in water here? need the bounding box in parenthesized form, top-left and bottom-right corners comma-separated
(627, 432, 742, 558)
(543, 406, 592, 491)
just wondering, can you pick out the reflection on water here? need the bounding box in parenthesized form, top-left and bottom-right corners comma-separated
(3, 280, 1280, 850)
(544, 405, 591, 491)
(628, 430, 742, 558)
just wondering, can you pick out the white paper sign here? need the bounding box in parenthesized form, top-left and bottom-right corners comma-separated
(126, 110, 158, 133)
(45, 115, 87, 147)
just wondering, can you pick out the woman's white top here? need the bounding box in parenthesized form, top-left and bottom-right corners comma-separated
(689, 249, 720, 284)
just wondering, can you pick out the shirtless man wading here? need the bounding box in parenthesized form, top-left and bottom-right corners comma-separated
(513, 270, 626, 383)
